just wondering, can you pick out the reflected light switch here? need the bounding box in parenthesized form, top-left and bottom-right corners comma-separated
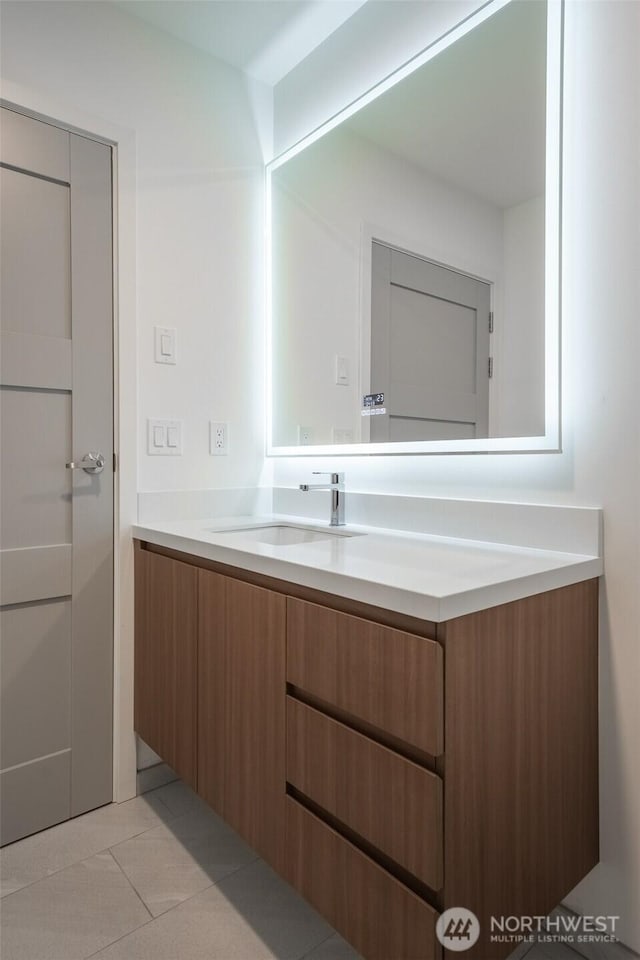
(166, 426, 179, 448)
(153, 425, 165, 448)
(335, 355, 349, 385)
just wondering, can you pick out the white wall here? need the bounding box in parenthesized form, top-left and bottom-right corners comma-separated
(269, 0, 640, 951)
(0, 0, 270, 494)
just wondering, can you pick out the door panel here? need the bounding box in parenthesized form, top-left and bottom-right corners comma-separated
(390, 288, 478, 394)
(0, 166, 71, 339)
(388, 418, 474, 441)
(0, 108, 70, 181)
(0, 752, 72, 847)
(0, 388, 72, 548)
(0, 106, 113, 843)
(0, 546, 72, 607)
(0, 601, 72, 769)
(371, 241, 491, 441)
(1, 331, 72, 391)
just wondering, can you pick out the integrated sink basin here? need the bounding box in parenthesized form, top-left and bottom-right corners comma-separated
(211, 524, 363, 547)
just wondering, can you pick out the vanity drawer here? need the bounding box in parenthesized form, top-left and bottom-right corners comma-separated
(286, 797, 440, 960)
(286, 598, 443, 756)
(286, 697, 443, 891)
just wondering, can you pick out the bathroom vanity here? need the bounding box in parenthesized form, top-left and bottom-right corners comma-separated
(132, 517, 600, 960)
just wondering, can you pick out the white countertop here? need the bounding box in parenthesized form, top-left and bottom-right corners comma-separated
(131, 515, 603, 622)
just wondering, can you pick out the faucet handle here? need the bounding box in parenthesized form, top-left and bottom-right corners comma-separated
(312, 471, 344, 484)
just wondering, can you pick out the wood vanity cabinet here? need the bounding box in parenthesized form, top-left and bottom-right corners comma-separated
(134, 540, 599, 960)
(134, 543, 198, 789)
(197, 569, 286, 873)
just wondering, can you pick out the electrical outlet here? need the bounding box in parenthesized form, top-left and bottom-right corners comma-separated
(297, 425, 313, 445)
(210, 421, 229, 456)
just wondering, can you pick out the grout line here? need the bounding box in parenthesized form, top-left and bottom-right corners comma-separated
(82, 910, 159, 960)
(297, 933, 344, 960)
(82, 855, 265, 959)
(108, 850, 154, 921)
(0, 798, 178, 901)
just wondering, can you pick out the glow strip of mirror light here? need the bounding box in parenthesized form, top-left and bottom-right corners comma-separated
(266, 0, 563, 457)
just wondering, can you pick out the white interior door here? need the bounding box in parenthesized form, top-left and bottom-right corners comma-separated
(370, 241, 491, 441)
(0, 107, 114, 844)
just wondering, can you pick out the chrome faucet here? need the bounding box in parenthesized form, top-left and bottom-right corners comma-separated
(299, 472, 346, 526)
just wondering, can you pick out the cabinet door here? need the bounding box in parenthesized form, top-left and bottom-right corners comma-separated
(198, 570, 286, 872)
(134, 544, 198, 789)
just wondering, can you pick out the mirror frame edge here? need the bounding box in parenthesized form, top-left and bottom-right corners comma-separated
(265, 0, 564, 458)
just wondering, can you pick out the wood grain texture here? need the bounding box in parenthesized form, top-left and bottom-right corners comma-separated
(143, 542, 436, 639)
(198, 569, 286, 872)
(134, 543, 198, 789)
(286, 797, 441, 960)
(195, 568, 226, 816)
(442, 579, 599, 960)
(287, 597, 443, 756)
(286, 697, 443, 891)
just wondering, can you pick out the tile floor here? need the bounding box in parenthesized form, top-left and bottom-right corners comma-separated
(0, 780, 590, 960)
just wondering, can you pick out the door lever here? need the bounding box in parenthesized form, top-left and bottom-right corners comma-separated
(66, 452, 105, 474)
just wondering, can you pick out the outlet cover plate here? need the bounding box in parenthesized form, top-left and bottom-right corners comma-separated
(210, 421, 229, 456)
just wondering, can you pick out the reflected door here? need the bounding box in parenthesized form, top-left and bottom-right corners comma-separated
(0, 108, 114, 844)
(370, 242, 491, 441)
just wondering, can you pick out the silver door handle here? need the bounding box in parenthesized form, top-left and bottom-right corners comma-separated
(66, 452, 105, 474)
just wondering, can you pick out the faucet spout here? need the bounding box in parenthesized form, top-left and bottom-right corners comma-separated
(299, 472, 346, 526)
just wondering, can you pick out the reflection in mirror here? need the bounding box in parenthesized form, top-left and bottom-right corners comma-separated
(268, 0, 562, 453)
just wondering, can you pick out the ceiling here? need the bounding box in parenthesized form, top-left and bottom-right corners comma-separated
(115, 0, 367, 86)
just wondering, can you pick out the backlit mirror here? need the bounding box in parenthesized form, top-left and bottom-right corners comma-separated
(267, 0, 563, 455)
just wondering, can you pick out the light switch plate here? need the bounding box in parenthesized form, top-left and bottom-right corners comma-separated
(332, 427, 354, 444)
(335, 355, 349, 386)
(147, 419, 182, 455)
(154, 326, 177, 364)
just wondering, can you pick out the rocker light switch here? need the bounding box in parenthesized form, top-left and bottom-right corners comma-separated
(147, 419, 182, 455)
(154, 327, 177, 364)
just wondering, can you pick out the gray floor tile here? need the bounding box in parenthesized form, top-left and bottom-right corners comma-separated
(301, 933, 363, 960)
(526, 945, 584, 960)
(93, 858, 334, 960)
(0, 851, 151, 960)
(506, 940, 537, 960)
(110, 805, 259, 916)
(0, 793, 174, 898)
(147, 780, 207, 819)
